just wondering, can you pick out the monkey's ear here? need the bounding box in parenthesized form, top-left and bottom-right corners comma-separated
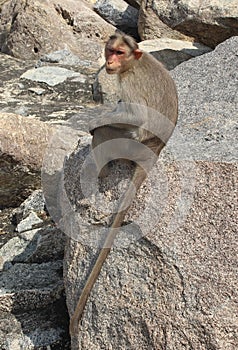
(134, 49, 143, 60)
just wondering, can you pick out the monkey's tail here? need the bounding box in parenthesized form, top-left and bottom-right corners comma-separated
(69, 246, 111, 336)
(69, 166, 147, 336)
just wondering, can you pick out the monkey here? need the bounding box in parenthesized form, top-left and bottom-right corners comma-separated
(69, 32, 178, 336)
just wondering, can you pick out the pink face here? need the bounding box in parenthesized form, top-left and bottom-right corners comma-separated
(105, 40, 142, 74)
(105, 43, 129, 74)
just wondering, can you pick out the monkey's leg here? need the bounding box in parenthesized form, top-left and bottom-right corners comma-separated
(69, 166, 147, 336)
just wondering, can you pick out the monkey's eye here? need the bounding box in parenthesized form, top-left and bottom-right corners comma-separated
(116, 50, 124, 55)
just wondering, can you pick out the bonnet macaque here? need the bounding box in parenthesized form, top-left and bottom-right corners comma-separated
(70, 32, 178, 335)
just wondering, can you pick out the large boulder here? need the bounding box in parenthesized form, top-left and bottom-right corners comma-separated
(0, 0, 115, 60)
(139, 0, 238, 47)
(62, 37, 237, 348)
(94, 0, 139, 38)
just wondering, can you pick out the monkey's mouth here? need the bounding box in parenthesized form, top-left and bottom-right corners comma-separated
(106, 67, 117, 74)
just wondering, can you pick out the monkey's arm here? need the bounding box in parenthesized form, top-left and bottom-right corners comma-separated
(88, 102, 146, 135)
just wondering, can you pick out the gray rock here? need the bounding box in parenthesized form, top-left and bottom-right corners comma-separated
(16, 211, 43, 233)
(0, 226, 66, 269)
(0, 229, 40, 270)
(94, 0, 139, 36)
(13, 189, 45, 222)
(63, 37, 237, 349)
(28, 87, 46, 95)
(0, 113, 51, 208)
(139, 0, 238, 47)
(21, 66, 86, 87)
(0, 300, 70, 349)
(39, 49, 91, 67)
(0, 53, 96, 122)
(0, 113, 53, 170)
(27, 227, 66, 263)
(170, 36, 238, 163)
(0, 261, 64, 312)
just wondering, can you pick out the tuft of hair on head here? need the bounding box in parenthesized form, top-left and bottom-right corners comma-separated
(109, 31, 139, 52)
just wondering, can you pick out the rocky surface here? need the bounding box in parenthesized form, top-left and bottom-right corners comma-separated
(138, 0, 238, 47)
(0, 0, 115, 61)
(0, 190, 69, 349)
(0, 51, 98, 121)
(62, 37, 237, 349)
(0, 48, 99, 209)
(0, 300, 70, 350)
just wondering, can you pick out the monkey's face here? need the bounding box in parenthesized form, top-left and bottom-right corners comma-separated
(105, 39, 142, 75)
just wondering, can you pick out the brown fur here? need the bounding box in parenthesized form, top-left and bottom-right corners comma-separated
(69, 33, 178, 336)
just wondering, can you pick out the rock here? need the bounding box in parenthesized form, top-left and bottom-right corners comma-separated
(0, 0, 8, 8)
(0, 0, 115, 61)
(0, 113, 52, 208)
(0, 154, 41, 209)
(138, 0, 238, 48)
(138, 0, 192, 42)
(0, 113, 53, 170)
(139, 38, 212, 70)
(28, 87, 46, 95)
(0, 261, 63, 312)
(0, 188, 68, 347)
(12, 189, 45, 223)
(62, 37, 237, 348)
(16, 212, 43, 233)
(26, 227, 66, 264)
(170, 36, 238, 163)
(0, 299, 70, 349)
(38, 49, 92, 67)
(0, 52, 97, 121)
(0, 229, 40, 270)
(21, 66, 86, 87)
(94, 0, 139, 37)
(0, 226, 66, 270)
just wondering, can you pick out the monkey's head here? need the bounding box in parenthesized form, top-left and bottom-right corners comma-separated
(105, 33, 143, 75)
